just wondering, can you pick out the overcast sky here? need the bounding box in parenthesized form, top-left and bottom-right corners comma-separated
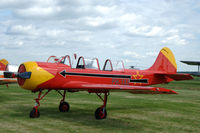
(0, 0, 199, 71)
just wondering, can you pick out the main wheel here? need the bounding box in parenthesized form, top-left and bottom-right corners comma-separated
(59, 101, 70, 112)
(95, 107, 107, 119)
(30, 108, 40, 118)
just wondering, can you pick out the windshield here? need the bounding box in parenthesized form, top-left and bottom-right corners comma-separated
(47, 56, 59, 63)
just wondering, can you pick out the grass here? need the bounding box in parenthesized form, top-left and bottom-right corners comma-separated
(0, 77, 200, 133)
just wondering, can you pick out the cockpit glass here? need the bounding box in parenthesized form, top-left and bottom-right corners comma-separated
(85, 58, 100, 70)
(113, 61, 125, 71)
(63, 56, 71, 66)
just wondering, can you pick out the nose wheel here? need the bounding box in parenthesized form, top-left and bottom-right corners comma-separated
(30, 108, 40, 118)
(30, 90, 50, 118)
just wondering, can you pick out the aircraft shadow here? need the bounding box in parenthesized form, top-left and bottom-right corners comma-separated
(7, 105, 140, 130)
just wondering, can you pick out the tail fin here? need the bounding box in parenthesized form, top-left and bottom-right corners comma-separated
(148, 47, 177, 74)
(0, 59, 9, 71)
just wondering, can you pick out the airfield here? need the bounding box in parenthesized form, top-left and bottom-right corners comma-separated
(0, 77, 199, 133)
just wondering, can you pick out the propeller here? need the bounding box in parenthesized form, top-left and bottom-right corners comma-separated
(4, 71, 31, 79)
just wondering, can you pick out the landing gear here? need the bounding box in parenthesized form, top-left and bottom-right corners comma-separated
(95, 107, 107, 119)
(30, 90, 50, 118)
(95, 92, 109, 120)
(59, 101, 70, 112)
(30, 108, 40, 118)
(57, 90, 70, 112)
(29, 89, 109, 119)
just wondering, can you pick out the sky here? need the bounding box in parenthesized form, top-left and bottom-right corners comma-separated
(0, 0, 200, 71)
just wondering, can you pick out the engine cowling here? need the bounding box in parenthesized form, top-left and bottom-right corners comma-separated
(17, 61, 55, 91)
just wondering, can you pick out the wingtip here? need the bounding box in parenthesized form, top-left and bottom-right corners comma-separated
(155, 87, 178, 94)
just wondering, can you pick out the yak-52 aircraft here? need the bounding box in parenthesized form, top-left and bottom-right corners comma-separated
(0, 59, 18, 85)
(5, 47, 193, 119)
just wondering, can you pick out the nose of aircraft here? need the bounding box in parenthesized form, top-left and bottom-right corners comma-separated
(18, 61, 55, 91)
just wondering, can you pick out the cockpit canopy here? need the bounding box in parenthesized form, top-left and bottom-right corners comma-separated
(75, 56, 125, 71)
(53, 54, 125, 71)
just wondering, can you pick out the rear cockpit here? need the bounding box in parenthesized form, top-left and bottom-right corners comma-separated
(76, 57, 100, 70)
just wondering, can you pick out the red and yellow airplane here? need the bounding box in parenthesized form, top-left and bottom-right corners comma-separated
(5, 47, 193, 119)
(0, 59, 17, 85)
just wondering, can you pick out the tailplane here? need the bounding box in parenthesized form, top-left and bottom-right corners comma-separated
(148, 47, 177, 74)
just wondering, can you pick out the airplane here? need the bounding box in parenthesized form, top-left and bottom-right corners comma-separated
(0, 59, 18, 85)
(4, 47, 193, 119)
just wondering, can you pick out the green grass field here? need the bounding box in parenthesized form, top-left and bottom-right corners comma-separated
(0, 77, 200, 133)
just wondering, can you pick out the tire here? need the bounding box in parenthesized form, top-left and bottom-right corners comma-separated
(30, 108, 40, 118)
(95, 107, 107, 119)
(59, 101, 70, 112)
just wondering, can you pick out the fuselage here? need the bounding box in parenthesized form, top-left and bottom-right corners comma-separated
(18, 61, 170, 92)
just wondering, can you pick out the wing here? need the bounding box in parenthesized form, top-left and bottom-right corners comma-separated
(67, 83, 177, 94)
(0, 78, 17, 85)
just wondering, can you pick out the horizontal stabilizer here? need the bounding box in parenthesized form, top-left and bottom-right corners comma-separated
(166, 73, 193, 81)
(129, 87, 177, 94)
(154, 72, 193, 81)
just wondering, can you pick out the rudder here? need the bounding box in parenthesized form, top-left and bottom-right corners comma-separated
(148, 47, 177, 74)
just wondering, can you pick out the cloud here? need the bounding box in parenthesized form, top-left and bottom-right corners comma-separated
(128, 26, 163, 37)
(84, 16, 116, 29)
(146, 52, 158, 57)
(0, 0, 199, 71)
(85, 17, 108, 27)
(161, 35, 187, 45)
(6, 24, 37, 35)
(45, 29, 65, 38)
(95, 5, 116, 15)
(1, 40, 24, 49)
(16, 6, 61, 18)
(123, 51, 143, 58)
(0, 0, 30, 9)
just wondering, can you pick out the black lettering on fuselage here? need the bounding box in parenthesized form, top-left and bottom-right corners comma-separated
(112, 79, 129, 85)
